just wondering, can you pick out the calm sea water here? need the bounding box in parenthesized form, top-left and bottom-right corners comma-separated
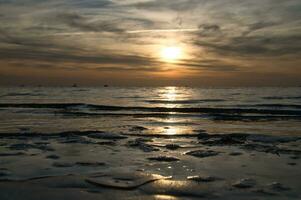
(0, 87, 300, 135)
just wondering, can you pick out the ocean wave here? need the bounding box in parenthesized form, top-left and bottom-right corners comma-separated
(1, 93, 44, 97)
(144, 99, 225, 104)
(263, 96, 301, 100)
(0, 103, 301, 116)
(239, 104, 301, 109)
(116, 96, 144, 99)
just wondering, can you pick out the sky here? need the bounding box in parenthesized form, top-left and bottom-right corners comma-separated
(0, 0, 301, 87)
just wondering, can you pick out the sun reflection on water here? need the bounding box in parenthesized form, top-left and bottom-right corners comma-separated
(158, 86, 183, 108)
(163, 86, 177, 102)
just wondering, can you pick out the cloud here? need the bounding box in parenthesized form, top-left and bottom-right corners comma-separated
(197, 24, 221, 36)
(56, 12, 125, 33)
(0, 46, 163, 71)
(128, 0, 203, 12)
(0, 0, 301, 86)
(193, 32, 301, 57)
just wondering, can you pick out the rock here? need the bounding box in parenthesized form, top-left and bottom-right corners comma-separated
(187, 175, 220, 182)
(129, 126, 148, 132)
(9, 143, 54, 151)
(60, 138, 87, 144)
(267, 182, 290, 191)
(229, 152, 243, 156)
(253, 188, 275, 195)
(232, 178, 256, 188)
(186, 150, 219, 158)
(290, 155, 300, 159)
(76, 162, 106, 166)
(197, 132, 209, 139)
(287, 162, 297, 166)
(127, 139, 158, 152)
(242, 143, 301, 155)
(246, 135, 299, 143)
(52, 162, 74, 168)
(148, 156, 179, 162)
(46, 154, 60, 160)
(87, 132, 127, 140)
(165, 144, 180, 150)
(0, 170, 11, 177)
(97, 141, 116, 145)
(0, 152, 25, 157)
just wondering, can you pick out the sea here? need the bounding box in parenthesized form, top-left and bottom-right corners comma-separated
(0, 86, 300, 136)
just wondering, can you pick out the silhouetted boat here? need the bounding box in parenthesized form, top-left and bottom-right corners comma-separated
(72, 83, 78, 87)
(104, 84, 109, 87)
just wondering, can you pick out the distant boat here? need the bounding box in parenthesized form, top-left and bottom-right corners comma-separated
(72, 83, 78, 87)
(104, 84, 109, 87)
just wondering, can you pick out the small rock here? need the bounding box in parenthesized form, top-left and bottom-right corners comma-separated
(0, 170, 11, 177)
(0, 152, 25, 157)
(46, 154, 60, 160)
(129, 126, 148, 132)
(186, 150, 219, 158)
(253, 188, 275, 195)
(287, 162, 297, 166)
(97, 141, 116, 145)
(76, 162, 106, 166)
(148, 156, 179, 162)
(87, 132, 127, 140)
(229, 152, 243, 156)
(52, 162, 74, 168)
(127, 139, 158, 152)
(267, 182, 290, 191)
(290, 155, 300, 160)
(165, 144, 180, 150)
(232, 178, 256, 188)
(187, 175, 220, 182)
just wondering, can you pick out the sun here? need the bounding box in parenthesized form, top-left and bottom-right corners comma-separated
(160, 46, 182, 62)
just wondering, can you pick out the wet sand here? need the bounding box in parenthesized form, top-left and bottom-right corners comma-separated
(0, 129, 300, 199)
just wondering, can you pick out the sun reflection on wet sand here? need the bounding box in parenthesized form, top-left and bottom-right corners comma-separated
(165, 126, 179, 135)
(153, 194, 180, 200)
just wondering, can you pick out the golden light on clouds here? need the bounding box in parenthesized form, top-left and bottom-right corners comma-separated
(160, 46, 182, 62)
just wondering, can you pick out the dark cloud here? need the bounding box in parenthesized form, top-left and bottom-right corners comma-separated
(129, 0, 203, 11)
(177, 59, 240, 72)
(0, 0, 300, 86)
(242, 21, 279, 36)
(0, 47, 162, 70)
(56, 12, 125, 33)
(194, 34, 301, 57)
(198, 24, 221, 36)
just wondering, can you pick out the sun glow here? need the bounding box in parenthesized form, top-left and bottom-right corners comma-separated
(161, 46, 182, 61)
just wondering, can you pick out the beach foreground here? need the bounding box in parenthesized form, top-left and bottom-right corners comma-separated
(0, 130, 300, 199)
(0, 87, 300, 199)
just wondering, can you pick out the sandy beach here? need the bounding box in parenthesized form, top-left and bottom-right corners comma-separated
(1, 129, 300, 199)
(0, 87, 301, 199)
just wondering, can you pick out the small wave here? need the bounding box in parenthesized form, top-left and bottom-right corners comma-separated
(116, 96, 144, 99)
(1, 93, 43, 97)
(263, 96, 301, 100)
(240, 104, 301, 109)
(144, 99, 225, 104)
(209, 114, 301, 121)
(1, 103, 301, 116)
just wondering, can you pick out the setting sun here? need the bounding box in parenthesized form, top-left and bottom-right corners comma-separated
(161, 46, 182, 61)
